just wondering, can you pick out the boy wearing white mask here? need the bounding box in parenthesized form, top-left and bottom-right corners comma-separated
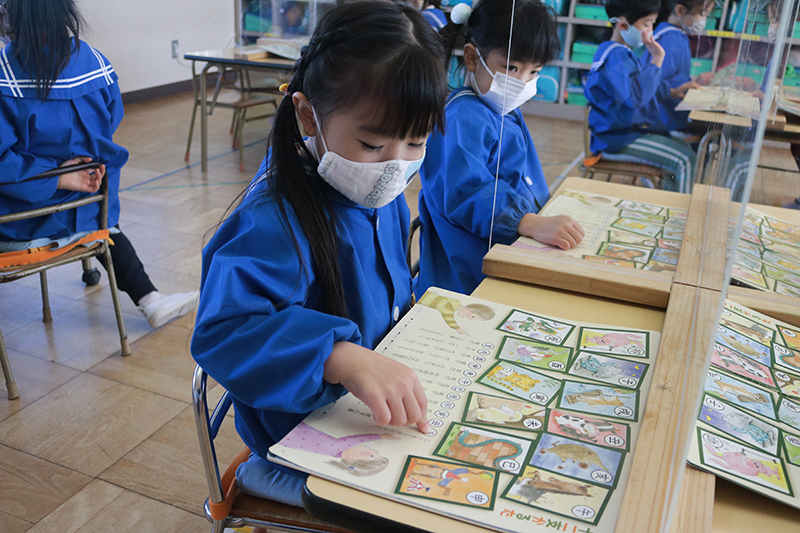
(585, 0, 697, 194)
(415, 0, 585, 297)
(641, 0, 713, 132)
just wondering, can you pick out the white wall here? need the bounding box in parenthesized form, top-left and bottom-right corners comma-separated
(81, 0, 236, 93)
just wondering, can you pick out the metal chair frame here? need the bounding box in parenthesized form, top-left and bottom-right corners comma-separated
(406, 216, 421, 278)
(0, 162, 130, 400)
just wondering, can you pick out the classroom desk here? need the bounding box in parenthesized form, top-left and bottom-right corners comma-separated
(183, 47, 295, 172)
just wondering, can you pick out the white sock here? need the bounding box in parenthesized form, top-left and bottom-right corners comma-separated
(138, 291, 161, 308)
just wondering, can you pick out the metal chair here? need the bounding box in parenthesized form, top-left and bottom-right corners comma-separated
(580, 106, 667, 187)
(0, 162, 130, 400)
(191, 365, 352, 533)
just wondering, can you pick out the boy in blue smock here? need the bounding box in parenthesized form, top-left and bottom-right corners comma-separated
(416, 0, 585, 297)
(584, 0, 697, 194)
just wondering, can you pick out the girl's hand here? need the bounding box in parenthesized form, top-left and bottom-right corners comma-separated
(519, 213, 585, 250)
(670, 81, 701, 100)
(56, 157, 105, 193)
(642, 31, 665, 67)
(324, 342, 430, 434)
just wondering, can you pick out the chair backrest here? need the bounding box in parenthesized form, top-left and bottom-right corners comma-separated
(583, 106, 594, 158)
(406, 216, 421, 278)
(192, 364, 232, 506)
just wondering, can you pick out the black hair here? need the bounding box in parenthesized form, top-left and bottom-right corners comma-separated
(266, 1, 447, 318)
(6, 0, 84, 100)
(441, 0, 561, 71)
(658, 0, 709, 25)
(606, 0, 662, 23)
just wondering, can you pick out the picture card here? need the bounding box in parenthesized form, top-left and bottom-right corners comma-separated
(461, 392, 546, 433)
(596, 242, 652, 264)
(716, 324, 772, 367)
(568, 351, 649, 389)
(763, 264, 800, 288)
(762, 236, 798, 256)
(778, 397, 800, 432)
(478, 361, 563, 405)
(731, 262, 769, 290)
(495, 335, 571, 372)
(651, 247, 680, 266)
(557, 380, 639, 422)
(773, 343, 800, 375)
(619, 210, 665, 224)
(433, 423, 535, 475)
(719, 308, 774, 345)
(528, 433, 625, 489)
(773, 369, 800, 400)
(497, 310, 576, 345)
(765, 216, 800, 236)
(395, 455, 499, 509)
(782, 432, 800, 467)
(657, 238, 682, 251)
(662, 226, 685, 240)
(735, 253, 763, 273)
(610, 218, 662, 238)
(761, 225, 800, 249)
(736, 240, 762, 258)
(705, 369, 776, 420)
(710, 342, 775, 389)
(546, 409, 629, 451)
(761, 250, 800, 275)
(577, 327, 649, 357)
(778, 325, 800, 352)
(615, 200, 663, 215)
(698, 394, 780, 455)
(642, 260, 677, 273)
(776, 281, 800, 298)
(607, 230, 657, 247)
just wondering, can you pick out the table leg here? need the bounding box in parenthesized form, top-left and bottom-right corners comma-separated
(200, 62, 213, 174)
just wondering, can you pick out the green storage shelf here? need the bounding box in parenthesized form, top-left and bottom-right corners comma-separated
(574, 4, 607, 20)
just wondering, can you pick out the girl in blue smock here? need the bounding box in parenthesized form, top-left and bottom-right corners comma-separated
(0, 0, 196, 328)
(584, 0, 698, 194)
(415, 0, 585, 297)
(641, 0, 714, 131)
(191, 1, 447, 512)
(421, 0, 448, 31)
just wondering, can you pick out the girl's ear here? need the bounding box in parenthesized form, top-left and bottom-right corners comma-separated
(463, 43, 479, 73)
(292, 92, 318, 136)
(617, 16, 630, 31)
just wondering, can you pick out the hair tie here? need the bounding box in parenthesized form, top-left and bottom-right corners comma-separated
(279, 83, 290, 95)
(451, 4, 472, 25)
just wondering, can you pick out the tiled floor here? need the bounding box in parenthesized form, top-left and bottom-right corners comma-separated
(1, 90, 799, 532)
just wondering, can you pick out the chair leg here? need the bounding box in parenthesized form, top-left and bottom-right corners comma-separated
(102, 246, 131, 357)
(186, 99, 200, 162)
(238, 109, 246, 172)
(40, 271, 52, 324)
(0, 330, 19, 400)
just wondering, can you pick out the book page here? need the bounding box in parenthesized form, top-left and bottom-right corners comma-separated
(270, 288, 660, 533)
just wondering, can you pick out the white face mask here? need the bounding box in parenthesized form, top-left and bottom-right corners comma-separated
(308, 108, 424, 209)
(682, 15, 706, 36)
(610, 18, 644, 49)
(467, 48, 539, 116)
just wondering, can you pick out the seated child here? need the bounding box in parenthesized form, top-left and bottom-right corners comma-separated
(416, 0, 584, 297)
(584, 0, 697, 194)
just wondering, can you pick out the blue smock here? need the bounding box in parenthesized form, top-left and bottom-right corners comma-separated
(415, 87, 550, 297)
(584, 41, 666, 154)
(191, 158, 412, 460)
(422, 7, 447, 31)
(641, 23, 692, 131)
(0, 38, 128, 241)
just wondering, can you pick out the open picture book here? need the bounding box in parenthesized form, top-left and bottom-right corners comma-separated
(269, 288, 660, 532)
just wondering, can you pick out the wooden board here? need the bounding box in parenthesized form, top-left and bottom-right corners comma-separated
(674, 185, 731, 292)
(669, 466, 715, 533)
(616, 284, 720, 533)
(689, 110, 752, 128)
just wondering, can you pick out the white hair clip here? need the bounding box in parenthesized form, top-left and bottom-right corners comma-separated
(450, 3, 473, 25)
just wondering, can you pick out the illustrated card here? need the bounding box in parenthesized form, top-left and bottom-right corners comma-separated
(495, 336, 571, 372)
(665, 217, 686, 228)
(433, 423, 535, 475)
(731, 263, 769, 290)
(497, 310, 576, 345)
(582, 255, 638, 268)
(773, 343, 800, 375)
(761, 250, 800, 275)
(761, 226, 800, 249)
(596, 242, 652, 264)
(736, 240, 763, 258)
(697, 429, 792, 496)
(773, 369, 800, 400)
(782, 432, 800, 467)
(652, 247, 680, 266)
(502, 465, 611, 526)
(765, 216, 800, 236)
(461, 392, 546, 433)
(735, 252, 763, 273)
(610, 218, 662, 238)
(762, 236, 799, 256)
(615, 200, 663, 215)
(657, 238, 682, 251)
(619, 210, 665, 224)
(568, 351, 649, 389)
(577, 327, 649, 358)
(528, 433, 625, 489)
(719, 308, 775, 345)
(775, 280, 800, 298)
(662, 226, 685, 240)
(607, 230, 657, 247)
(778, 398, 800, 432)
(546, 409, 629, 451)
(396, 455, 498, 510)
(778, 325, 800, 352)
(710, 342, 776, 389)
(558, 380, 639, 422)
(668, 208, 688, 219)
(642, 260, 677, 273)
(763, 264, 800, 288)
(704, 369, 776, 420)
(715, 324, 772, 366)
(740, 230, 763, 246)
(478, 361, 563, 405)
(698, 394, 780, 455)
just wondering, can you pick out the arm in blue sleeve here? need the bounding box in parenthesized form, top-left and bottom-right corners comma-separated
(0, 102, 59, 201)
(629, 62, 663, 109)
(191, 205, 359, 414)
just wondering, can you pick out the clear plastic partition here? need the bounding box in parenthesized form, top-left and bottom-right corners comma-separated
(239, 0, 336, 43)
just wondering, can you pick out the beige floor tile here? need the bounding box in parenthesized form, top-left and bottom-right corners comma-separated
(114, 222, 200, 265)
(25, 479, 208, 533)
(0, 444, 92, 523)
(0, 283, 77, 337)
(0, 373, 185, 477)
(0, 350, 80, 423)
(3, 300, 151, 371)
(0, 510, 32, 533)
(99, 404, 245, 516)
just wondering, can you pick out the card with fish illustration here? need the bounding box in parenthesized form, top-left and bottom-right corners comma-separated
(577, 327, 649, 358)
(773, 343, 800, 375)
(761, 250, 800, 275)
(567, 351, 649, 390)
(777, 325, 800, 351)
(716, 325, 772, 366)
(596, 242, 652, 264)
(704, 369, 777, 420)
(665, 218, 687, 228)
(735, 252, 763, 273)
(740, 230, 763, 247)
(778, 398, 800, 432)
(610, 218, 662, 238)
(502, 465, 612, 526)
(781, 431, 800, 467)
(642, 260, 677, 273)
(731, 262, 769, 290)
(657, 238, 682, 252)
(461, 392, 546, 433)
(698, 394, 780, 455)
(773, 369, 800, 401)
(696, 428, 792, 496)
(765, 216, 800, 236)
(582, 255, 638, 268)
(668, 208, 688, 219)
(619, 210, 666, 225)
(775, 280, 800, 298)
(762, 236, 800, 256)
(615, 199, 663, 215)
(651, 247, 680, 266)
(546, 408, 630, 451)
(710, 342, 776, 389)
(662, 226, 685, 240)
(497, 310, 576, 345)
(763, 265, 800, 288)
(607, 230, 657, 247)
(495, 336, 572, 372)
(528, 433, 625, 490)
(395, 455, 499, 510)
(557, 380, 639, 422)
(477, 361, 563, 405)
(433, 423, 535, 475)
(736, 240, 763, 259)
(719, 307, 775, 345)
(761, 226, 800, 249)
